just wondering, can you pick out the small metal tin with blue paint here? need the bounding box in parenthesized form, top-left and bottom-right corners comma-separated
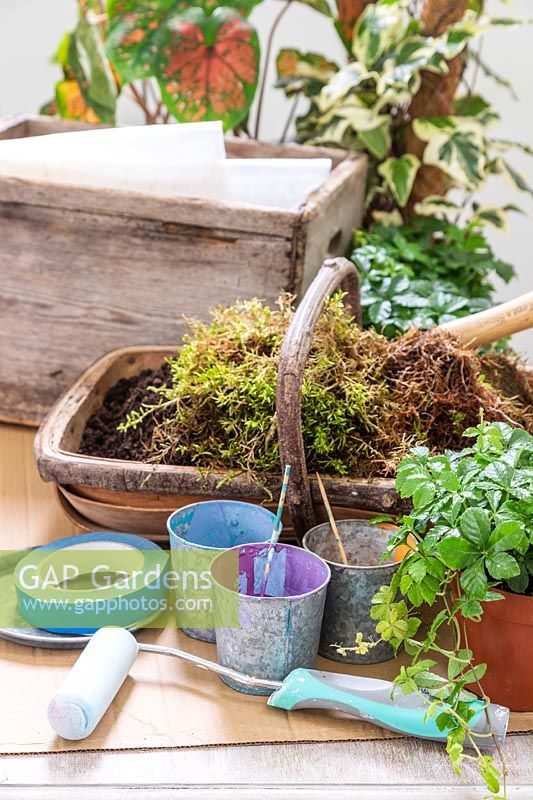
(211, 541, 330, 694)
(303, 519, 401, 664)
(167, 500, 279, 642)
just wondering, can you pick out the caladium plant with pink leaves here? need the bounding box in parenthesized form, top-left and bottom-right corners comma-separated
(45, 0, 333, 132)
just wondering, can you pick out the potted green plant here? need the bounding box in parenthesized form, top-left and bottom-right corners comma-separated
(276, 0, 532, 342)
(358, 419, 533, 797)
(276, 0, 531, 222)
(351, 217, 516, 338)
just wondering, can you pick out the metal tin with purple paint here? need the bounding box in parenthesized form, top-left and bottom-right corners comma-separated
(211, 542, 330, 694)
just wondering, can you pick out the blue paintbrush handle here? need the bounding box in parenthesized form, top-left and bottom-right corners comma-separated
(267, 669, 508, 748)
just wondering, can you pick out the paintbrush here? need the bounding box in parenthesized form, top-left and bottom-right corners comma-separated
(315, 472, 349, 566)
(259, 464, 291, 597)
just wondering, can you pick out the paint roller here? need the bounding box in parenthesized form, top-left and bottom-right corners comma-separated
(48, 628, 509, 747)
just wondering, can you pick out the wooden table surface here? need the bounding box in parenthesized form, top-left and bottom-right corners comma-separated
(0, 424, 531, 800)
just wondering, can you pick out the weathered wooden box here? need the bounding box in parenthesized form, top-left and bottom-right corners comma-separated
(0, 114, 366, 426)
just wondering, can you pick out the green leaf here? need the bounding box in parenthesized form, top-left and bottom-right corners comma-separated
(412, 116, 457, 140)
(69, 14, 118, 124)
(408, 558, 426, 583)
(484, 461, 512, 488)
(436, 536, 479, 569)
(458, 596, 483, 618)
(406, 582, 424, 606)
(454, 94, 491, 118)
(276, 49, 338, 97)
(489, 521, 527, 553)
(420, 574, 440, 604)
(458, 508, 491, 548)
(499, 159, 533, 198)
(460, 559, 488, 599)
(412, 481, 435, 509)
(461, 662, 487, 684)
(436, 711, 455, 733)
(426, 129, 485, 189)
(507, 565, 530, 594)
(318, 63, 374, 110)
(486, 551, 520, 581)
(413, 195, 462, 218)
(352, 2, 409, 67)
(471, 205, 508, 230)
(358, 116, 391, 159)
(425, 557, 446, 581)
(376, 37, 446, 98)
(377, 155, 420, 208)
(448, 647, 473, 680)
(396, 467, 430, 497)
(413, 117, 486, 188)
(106, 0, 176, 83)
(156, 8, 260, 131)
(53, 32, 72, 69)
(480, 755, 500, 796)
(106, 0, 261, 84)
(368, 299, 392, 325)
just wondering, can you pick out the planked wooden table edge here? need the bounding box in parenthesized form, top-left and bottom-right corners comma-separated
(0, 738, 532, 799)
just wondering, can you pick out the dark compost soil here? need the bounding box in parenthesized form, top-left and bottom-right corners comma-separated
(79, 364, 171, 461)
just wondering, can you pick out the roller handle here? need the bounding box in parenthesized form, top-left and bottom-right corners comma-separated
(439, 292, 533, 348)
(267, 669, 508, 749)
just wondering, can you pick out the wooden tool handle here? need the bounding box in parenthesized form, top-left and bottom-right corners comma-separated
(440, 292, 533, 348)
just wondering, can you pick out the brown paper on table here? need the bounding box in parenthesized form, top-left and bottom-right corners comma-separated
(0, 425, 531, 755)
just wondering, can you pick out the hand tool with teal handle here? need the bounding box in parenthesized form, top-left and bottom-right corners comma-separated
(48, 628, 508, 746)
(267, 668, 508, 745)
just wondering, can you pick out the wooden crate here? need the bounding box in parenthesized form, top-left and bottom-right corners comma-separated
(0, 114, 367, 426)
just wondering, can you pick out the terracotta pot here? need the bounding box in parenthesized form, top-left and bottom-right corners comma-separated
(54, 481, 390, 548)
(463, 588, 533, 711)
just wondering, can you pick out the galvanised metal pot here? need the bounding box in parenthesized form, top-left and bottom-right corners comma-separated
(211, 542, 330, 694)
(167, 500, 278, 642)
(303, 520, 401, 664)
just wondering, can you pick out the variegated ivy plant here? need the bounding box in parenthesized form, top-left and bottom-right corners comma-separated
(47, 0, 531, 230)
(276, 0, 532, 226)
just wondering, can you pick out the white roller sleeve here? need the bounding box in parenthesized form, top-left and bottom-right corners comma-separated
(48, 628, 139, 740)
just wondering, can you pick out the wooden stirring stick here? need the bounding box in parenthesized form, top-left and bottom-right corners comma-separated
(315, 472, 349, 566)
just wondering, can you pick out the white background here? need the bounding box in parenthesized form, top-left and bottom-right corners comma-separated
(0, 0, 531, 356)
